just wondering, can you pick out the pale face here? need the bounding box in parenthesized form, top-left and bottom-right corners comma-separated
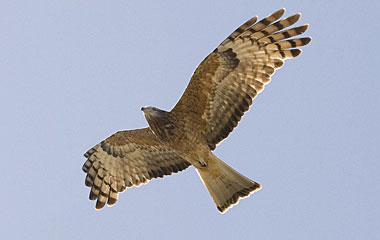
(141, 106, 158, 116)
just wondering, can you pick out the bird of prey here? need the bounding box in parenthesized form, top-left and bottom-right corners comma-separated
(82, 9, 311, 213)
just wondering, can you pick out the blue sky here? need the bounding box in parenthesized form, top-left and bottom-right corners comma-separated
(1, 1, 379, 239)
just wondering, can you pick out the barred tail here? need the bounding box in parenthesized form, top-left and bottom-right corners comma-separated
(196, 154, 261, 213)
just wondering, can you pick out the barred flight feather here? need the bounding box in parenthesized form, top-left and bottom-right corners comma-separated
(82, 128, 190, 209)
(172, 9, 311, 150)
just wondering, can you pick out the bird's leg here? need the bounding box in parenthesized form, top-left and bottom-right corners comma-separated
(195, 157, 208, 168)
(187, 153, 208, 168)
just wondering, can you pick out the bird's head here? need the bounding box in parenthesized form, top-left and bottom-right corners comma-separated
(141, 106, 171, 122)
(141, 106, 175, 141)
(141, 106, 163, 115)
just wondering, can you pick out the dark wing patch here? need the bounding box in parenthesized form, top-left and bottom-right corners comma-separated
(82, 128, 191, 209)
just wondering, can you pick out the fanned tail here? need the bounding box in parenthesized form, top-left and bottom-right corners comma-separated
(196, 154, 261, 213)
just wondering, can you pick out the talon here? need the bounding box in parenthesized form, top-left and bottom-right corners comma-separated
(197, 158, 207, 168)
(192, 159, 207, 168)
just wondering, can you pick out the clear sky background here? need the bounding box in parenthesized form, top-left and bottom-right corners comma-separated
(1, 1, 379, 239)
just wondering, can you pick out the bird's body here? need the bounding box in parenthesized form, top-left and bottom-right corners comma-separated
(82, 9, 311, 213)
(142, 107, 208, 167)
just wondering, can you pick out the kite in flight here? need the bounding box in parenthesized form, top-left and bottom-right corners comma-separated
(82, 9, 311, 213)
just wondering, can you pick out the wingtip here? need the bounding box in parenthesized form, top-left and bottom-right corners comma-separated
(89, 190, 97, 200)
(95, 199, 106, 209)
(284, 13, 301, 25)
(294, 49, 302, 57)
(266, 8, 285, 19)
(295, 24, 310, 35)
(107, 198, 117, 206)
(303, 37, 312, 45)
(294, 12, 301, 21)
(276, 8, 286, 16)
(295, 48, 302, 56)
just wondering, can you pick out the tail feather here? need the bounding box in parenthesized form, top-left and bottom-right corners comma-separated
(196, 154, 261, 213)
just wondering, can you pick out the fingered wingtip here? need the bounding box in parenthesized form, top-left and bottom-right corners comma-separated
(303, 37, 312, 45)
(95, 200, 106, 209)
(276, 8, 286, 16)
(266, 8, 286, 19)
(295, 49, 302, 57)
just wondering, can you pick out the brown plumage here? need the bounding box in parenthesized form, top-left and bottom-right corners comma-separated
(82, 9, 311, 213)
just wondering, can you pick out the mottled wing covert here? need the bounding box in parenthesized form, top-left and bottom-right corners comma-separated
(82, 128, 190, 209)
(172, 9, 311, 150)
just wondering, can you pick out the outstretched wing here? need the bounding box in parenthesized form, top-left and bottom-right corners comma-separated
(82, 127, 191, 209)
(171, 9, 311, 150)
